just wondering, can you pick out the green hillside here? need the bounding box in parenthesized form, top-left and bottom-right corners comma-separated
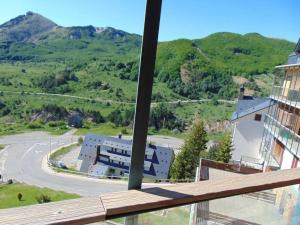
(0, 12, 295, 137)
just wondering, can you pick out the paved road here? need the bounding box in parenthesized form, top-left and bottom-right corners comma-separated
(0, 131, 182, 196)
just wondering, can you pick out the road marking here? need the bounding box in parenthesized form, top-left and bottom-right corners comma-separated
(21, 144, 38, 160)
(39, 143, 48, 146)
(0, 149, 8, 172)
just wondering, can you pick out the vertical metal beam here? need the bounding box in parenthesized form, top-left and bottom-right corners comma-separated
(128, 0, 162, 190)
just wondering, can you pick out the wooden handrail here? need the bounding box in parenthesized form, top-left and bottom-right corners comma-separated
(200, 158, 262, 175)
(1, 168, 300, 225)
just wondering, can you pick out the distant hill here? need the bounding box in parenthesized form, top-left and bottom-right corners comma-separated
(156, 33, 295, 98)
(0, 12, 296, 99)
(0, 11, 57, 43)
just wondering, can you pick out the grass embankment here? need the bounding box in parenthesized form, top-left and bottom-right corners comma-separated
(49, 143, 78, 161)
(0, 183, 79, 209)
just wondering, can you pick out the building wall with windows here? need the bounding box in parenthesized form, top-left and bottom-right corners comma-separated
(260, 65, 300, 171)
(78, 134, 174, 180)
(259, 39, 300, 225)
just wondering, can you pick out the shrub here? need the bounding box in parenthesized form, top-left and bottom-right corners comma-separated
(121, 128, 128, 134)
(17, 193, 23, 201)
(78, 137, 83, 145)
(48, 121, 66, 127)
(7, 179, 13, 184)
(36, 194, 52, 204)
(27, 121, 43, 129)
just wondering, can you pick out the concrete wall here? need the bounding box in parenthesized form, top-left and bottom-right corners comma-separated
(281, 149, 293, 170)
(232, 108, 268, 161)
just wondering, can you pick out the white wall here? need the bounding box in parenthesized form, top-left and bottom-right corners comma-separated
(232, 108, 268, 161)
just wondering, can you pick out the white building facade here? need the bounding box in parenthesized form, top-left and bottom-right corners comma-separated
(231, 86, 272, 167)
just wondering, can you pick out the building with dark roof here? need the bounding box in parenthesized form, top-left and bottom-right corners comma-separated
(78, 133, 174, 180)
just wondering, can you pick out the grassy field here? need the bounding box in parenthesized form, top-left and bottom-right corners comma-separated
(0, 183, 79, 209)
(76, 123, 133, 136)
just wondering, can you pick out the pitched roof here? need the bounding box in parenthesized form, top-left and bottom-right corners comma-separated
(288, 39, 300, 65)
(295, 39, 300, 53)
(84, 133, 172, 150)
(231, 97, 272, 121)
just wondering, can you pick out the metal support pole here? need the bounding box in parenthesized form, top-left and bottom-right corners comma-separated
(127, 0, 162, 190)
(125, 2, 162, 224)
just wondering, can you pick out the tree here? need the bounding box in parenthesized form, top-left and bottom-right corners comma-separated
(107, 109, 123, 126)
(170, 118, 207, 180)
(149, 103, 185, 131)
(216, 133, 233, 163)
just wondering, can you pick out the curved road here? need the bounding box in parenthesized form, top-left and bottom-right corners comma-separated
(0, 131, 182, 196)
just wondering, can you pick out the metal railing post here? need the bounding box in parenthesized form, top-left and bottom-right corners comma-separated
(125, 0, 162, 224)
(127, 0, 162, 190)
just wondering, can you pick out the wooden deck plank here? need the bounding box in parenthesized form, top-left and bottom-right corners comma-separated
(0, 168, 300, 224)
(0, 197, 105, 225)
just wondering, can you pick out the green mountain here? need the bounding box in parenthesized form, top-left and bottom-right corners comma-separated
(0, 12, 295, 136)
(0, 11, 57, 43)
(0, 12, 295, 100)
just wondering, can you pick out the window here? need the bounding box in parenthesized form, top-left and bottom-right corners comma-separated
(254, 114, 262, 121)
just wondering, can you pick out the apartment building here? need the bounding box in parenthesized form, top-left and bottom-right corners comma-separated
(259, 39, 300, 223)
(260, 39, 300, 171)
(78, 133, 174, 180)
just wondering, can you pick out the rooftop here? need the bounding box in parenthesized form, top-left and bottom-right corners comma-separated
(231, 97, 272, 121)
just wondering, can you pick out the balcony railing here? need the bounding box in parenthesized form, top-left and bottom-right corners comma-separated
(0, 168, 300, 224)
(271, 86, 300, 107)
(264, 114, 300, 158)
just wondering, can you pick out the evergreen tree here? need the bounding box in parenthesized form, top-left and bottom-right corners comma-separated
(170, 118, 207, 180)
(216, 133, 233, 163)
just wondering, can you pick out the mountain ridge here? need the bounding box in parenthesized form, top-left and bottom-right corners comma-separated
(0, 12, 296, 100)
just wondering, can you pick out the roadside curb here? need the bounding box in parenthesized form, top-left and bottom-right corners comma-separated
(41, 144, 130, 185)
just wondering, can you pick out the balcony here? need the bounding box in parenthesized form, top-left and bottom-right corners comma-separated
(264, 114, 300, 158)
(1, 168, 300, 224)
(271, 86, 300, 108)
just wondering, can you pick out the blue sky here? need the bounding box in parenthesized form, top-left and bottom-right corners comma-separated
(0, 0, 299, 42)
